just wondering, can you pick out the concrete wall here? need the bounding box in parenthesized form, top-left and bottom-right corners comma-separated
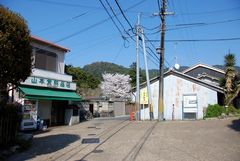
(138, 74, 218, 120)
(65, 109, 79, 125)
(114, 102, 125, 116)
(38, 100, 52, 121)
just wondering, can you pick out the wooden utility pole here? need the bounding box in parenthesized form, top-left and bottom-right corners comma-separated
(157, 0, 166, 121)
(154, 0, 173, 121)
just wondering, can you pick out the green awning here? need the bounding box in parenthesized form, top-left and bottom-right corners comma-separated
(19, 86, 81, 101)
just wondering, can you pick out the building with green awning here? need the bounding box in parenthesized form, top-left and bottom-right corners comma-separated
(19, 86, 80, 101)
(13, 36, 81, 130)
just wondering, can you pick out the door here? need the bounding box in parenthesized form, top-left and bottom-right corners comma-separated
(89, 104, 94, 114)
(51, 100, 68, 125)
(182, 94, 198, 119)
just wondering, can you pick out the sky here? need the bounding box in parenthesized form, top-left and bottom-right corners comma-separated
(1, 0, 240, 69)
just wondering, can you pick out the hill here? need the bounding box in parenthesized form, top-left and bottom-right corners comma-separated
(82, 62, 240, 82)
(83, 61, 162, 80)
(213, 65, 240, 72)
(82, 62, 129, 80)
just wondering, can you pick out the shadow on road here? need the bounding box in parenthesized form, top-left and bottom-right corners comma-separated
(228, 118, 240, 132)
(9, 134, 80, 161)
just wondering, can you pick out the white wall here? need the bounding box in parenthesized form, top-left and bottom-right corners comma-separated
(164, 75, 217, 120)
(31, 42, 66, 74)
(137, 74, 218, 120)
(38, 100, 52, 120)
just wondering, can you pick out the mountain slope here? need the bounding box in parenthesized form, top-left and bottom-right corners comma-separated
(82, 62, 129, 80)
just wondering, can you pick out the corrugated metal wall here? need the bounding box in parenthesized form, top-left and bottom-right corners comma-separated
(138, 74, 218, 120)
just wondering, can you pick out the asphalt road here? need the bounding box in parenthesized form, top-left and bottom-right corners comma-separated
(9, 117, 240, 161)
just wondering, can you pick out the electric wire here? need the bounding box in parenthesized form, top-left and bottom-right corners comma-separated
(104, 0, 133, 42)
(114, 0, 134, 32)
(32, 0, 147, 53)
(101, 0, 159, 66)
(144, 17, 240, 35)
(30, 0, 148, 14)
(147, 37, 240, 42)
(35, 12, 87, 34)
(105, 0, 127, 31)
(99, 0, 125, 40)
(176, 6, 240, 15)
(168, 18, 240, 31)
(142, 25, 160, 31)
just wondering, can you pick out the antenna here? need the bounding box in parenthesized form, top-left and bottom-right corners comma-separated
(174, 56, 180, 70)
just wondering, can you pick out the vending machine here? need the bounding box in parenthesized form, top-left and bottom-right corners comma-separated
(20, 100, 38, 130)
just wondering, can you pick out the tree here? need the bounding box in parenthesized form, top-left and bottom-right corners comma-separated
(65, 65, 100, 89)
(222, 53, 240, 106)
(128, 62, 146, 87)
(83, 62, 129, 80)
(0, 6, 32, 103)
(100, 73, 132, 100)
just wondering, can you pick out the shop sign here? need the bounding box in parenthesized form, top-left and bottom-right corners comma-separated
(22, 76, 75, 90)
(140, 88, 148, 104)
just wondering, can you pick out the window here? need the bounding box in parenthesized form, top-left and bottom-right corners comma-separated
(183, 113, 197, 119)
(140, 104, 148, 109)
(72, 109, 79, 116)
(34, 48, 57, 72)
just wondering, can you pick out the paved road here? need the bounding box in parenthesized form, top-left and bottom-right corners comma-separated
(9, 117, 240, 161)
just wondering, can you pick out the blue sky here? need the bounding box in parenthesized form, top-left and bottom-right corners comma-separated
(1, 0, 240, 69)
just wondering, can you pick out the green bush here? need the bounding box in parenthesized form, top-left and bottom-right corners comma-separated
(205, 104, 225, 118)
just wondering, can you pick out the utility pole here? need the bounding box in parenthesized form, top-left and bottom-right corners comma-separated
(154, 0, 173, 121)
(135, 13, 141, 121)
(140, 28, 154, 120)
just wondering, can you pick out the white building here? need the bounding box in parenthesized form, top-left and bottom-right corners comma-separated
(134, 68, 224, 120)
(13, 36, 81, 130)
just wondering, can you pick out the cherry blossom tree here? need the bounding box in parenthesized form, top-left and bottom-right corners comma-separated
(100, 73, 132, 100)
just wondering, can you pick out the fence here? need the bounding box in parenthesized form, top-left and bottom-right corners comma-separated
(125, 103, 136, 115)
(0, 104, 21, 148)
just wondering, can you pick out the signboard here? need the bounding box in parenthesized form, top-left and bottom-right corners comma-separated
(22, 76, 76, 90)
(140, 88, 148, 104)
(183, 95, 197, 108)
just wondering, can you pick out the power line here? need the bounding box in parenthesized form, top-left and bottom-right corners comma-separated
(50, 0, 147, 44)
(176, 6, 240, 16)
(102, 0, 159, 66)
(142, 25, 160, 31)
(104, 0, 132, 39)
(69, 1, 159, 67)
(30, 0, 147, 14)
(35, 12, 87, 34)
(32, 0, 147, 54)
(143, 32, 171, 68)
(168, 18, 240, 31)
(99, 0, 125, 39)
(30, 0, 110, 10)
(147, 37, 240, 42)
(144, 17, 240, 34)
(114, 0, 134, 32)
